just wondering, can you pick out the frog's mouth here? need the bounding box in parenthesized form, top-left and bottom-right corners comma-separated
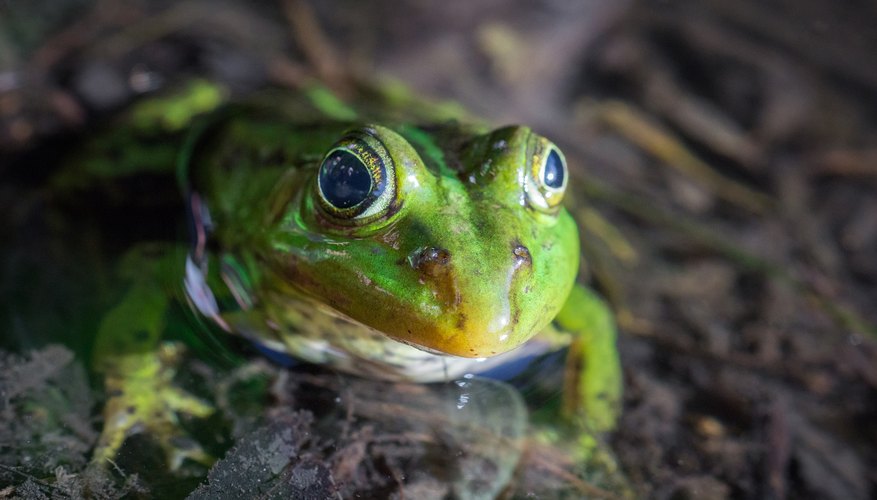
(253, 294, 554, 383)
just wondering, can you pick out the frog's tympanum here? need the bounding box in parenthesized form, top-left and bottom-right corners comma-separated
(79, 83, 622, 473)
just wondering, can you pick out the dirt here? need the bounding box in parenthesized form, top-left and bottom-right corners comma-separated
(1, 0, 875, 498)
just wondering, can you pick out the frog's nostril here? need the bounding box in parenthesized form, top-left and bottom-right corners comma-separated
(512, 243, 531, 268)
(410, 246, 459, 308)
(409, 246, 451, 277)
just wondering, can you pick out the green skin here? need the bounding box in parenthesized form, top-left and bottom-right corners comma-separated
(77, 82, 622, 471)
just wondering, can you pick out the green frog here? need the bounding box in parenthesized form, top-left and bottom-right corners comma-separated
(60, 81, 622, 474)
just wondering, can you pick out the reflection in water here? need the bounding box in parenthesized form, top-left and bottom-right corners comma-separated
(203, 373, 527, 499)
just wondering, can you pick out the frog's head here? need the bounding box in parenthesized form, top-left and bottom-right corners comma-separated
(273, 124, 579, 358)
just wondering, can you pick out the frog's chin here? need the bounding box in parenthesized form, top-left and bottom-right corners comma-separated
(261, 311, 550, 383)
(391, 336, 469, 357)
(292, 294, 518, 358)
(329, 308, 498, 359)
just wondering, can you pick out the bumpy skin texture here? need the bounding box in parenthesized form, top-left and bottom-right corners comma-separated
(188, 115, 579, 360)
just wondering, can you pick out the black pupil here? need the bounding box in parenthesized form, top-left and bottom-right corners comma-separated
(543, 150, 565, 189)
(319, 150, 373, 208)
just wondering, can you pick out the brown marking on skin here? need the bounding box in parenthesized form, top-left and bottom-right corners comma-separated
(410, 246, 461, 308)
(385, 200, 403, 219)
(410, 247, 451, 277)
(456, 312, 467, 330)
(511, 241, 532, 269)
(511, 306, 521, 327)
(379, 227, 402, 250)
(508, 239, 531, 342)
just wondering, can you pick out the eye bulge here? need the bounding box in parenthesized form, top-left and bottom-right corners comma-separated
(543, 149, 565, 189)
(318, 149, 372, 209)
(315, 130, 397, 224)
(525, 139, 568, 213)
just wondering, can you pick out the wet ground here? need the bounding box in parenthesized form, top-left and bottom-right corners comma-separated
(1, 0, 876, 498)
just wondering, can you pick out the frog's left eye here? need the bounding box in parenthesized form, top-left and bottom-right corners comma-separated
(316, 130, 397, 224)
(525, 140, 567, 213)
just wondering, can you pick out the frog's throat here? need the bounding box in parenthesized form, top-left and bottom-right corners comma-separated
(241, 294, 520, 382)
(181, 247, 491, 380)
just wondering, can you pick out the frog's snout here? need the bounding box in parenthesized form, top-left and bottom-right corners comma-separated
(404, 240, 544, 357)
(409, 243, 530, 275)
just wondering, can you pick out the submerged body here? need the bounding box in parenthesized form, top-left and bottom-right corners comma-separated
(71, 83, 622, 472)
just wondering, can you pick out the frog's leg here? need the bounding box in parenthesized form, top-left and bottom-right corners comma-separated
(90, 251, 214, 471)
(553, 284, 622, 435)
(530, 284, 629, 493)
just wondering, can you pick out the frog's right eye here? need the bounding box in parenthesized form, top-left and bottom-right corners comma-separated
(316, 130, 397, 224)
(524, 139, 567, 214)
(319, 150, 372, 208)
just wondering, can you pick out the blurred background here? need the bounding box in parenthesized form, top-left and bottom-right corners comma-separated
(2, 0, 876, 498)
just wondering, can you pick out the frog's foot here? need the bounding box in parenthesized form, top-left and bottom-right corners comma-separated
(529, 426, 632, 497)
(92, 343, 214, 471)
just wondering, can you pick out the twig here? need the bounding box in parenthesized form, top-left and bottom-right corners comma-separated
(578, 100, 773, 213)
(0, 464, 65, 496)
(281, 0, 352, 95)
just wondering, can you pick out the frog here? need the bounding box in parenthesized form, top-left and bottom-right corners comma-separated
(60, 80, 622, 477)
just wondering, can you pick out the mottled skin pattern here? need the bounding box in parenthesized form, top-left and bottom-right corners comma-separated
(79, 84, 622, 473)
